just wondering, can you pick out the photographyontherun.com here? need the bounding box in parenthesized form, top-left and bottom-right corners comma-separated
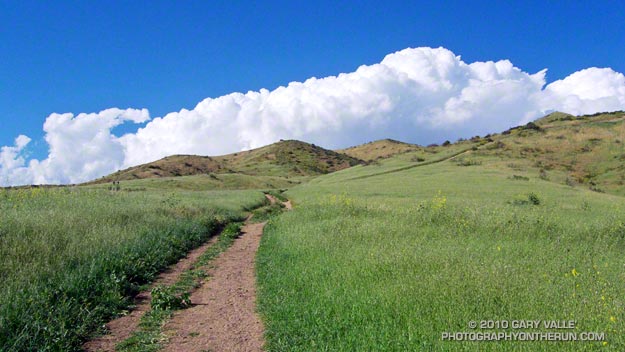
(442, 320, 606, 342)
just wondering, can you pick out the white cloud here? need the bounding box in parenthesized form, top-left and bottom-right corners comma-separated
(1, 108, 149, 185)
(538, 67, 625, 115)
(2, 47, 625, 186)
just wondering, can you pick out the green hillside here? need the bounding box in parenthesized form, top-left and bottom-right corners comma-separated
(256, 112, 625, 351)
(336, 138, 422, 161)
(89, 140, 363, 184)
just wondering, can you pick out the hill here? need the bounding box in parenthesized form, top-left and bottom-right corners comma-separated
(473, 110, 625, 196)
(90, 140, 363, 184)
(336, 138, 421, 161)
(324, 111, 625, 196)
(90, 111, 624, 196)
(258, 112, 625, 351)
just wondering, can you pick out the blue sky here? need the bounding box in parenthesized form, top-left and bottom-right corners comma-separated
(2, 1, 625, 185)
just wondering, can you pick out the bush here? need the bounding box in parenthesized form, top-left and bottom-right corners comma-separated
(455, 158, 481, 166)
(509, 175, 529, 181)
(528, 192, 541, 205)
(151, 286, 191, 310)
(524, 122, 542, 131)
(509, 192, 541, 206)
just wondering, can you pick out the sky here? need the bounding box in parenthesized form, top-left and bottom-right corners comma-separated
(2, 1, 625, 185)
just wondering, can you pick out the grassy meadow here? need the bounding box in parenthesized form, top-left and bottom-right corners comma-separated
(0, 184, 266, 351)
(257, 157, 625, 350)
(1, 111, 622, 351)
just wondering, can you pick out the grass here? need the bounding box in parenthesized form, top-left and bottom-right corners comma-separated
(478, 111, 625, 196)
(257, 158, 625, 351)
(86, 173, 304, 192)
(0, 186, 265, 351)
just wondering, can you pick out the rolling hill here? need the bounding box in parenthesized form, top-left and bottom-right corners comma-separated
(88, 111, 624, 196)
(322, 111, 625, 196)
(336, 138, 422, 161)
(468, 110, 625, 196)
(89, 140, 364, 184)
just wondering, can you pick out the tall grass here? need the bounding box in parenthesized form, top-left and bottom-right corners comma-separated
(257, 163, 625, 351)
(0, 187, 264, 351)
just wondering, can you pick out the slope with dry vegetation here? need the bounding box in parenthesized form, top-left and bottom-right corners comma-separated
(90, 140, 364, 184)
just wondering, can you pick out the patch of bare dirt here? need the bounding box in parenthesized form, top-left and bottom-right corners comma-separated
(83, 236, 220, 352)
(162, 221, 267, 352)
(265, 193, 292, 210)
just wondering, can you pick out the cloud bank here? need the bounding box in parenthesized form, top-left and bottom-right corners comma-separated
(2, 47, 625, 186)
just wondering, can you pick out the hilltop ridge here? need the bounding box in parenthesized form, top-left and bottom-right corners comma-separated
(88, 111, 625, 196)
(90, 139, 363, 184)
(336, 139, 421, 161)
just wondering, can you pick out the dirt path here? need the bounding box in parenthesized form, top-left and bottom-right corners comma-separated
(85, 193, 290, 352)
(162, 194, 292, 351)
(162, 221, 266, 352)
(283, 199, 293, 210)
(83, 236, 220, 352)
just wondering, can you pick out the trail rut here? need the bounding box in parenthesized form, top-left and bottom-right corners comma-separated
(162, 220, 266, 352)
(161, 194, 288, 351)
(83, 236, 220, 352)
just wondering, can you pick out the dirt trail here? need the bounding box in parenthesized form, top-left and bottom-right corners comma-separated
(283, 199, 293, 210)
(265, 193, 292, 210)
(85, 193, 291, 352)
(162, 193, 290, 352)
(162, 220, 266, 352)
(83, 236, 220, 352)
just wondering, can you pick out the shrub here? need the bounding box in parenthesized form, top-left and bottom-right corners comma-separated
(523, 122, 542, 131)
(455, 158, 481, 166)
(509, 192, 541, 206)
(151, 286, 191, 311)
(510, 175, 529, 181)
(528, 192, 541, 205)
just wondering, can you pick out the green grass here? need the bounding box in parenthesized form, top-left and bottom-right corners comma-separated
(0, 186, 265, 351)
(257, 160, 625, 351)
(86, 173, 305, 192)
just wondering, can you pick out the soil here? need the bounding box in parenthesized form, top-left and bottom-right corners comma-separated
(162, 221, 267, 352)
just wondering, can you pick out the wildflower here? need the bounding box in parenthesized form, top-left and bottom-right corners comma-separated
(609, 316, 616, 323)
(571, 268, 579, 277)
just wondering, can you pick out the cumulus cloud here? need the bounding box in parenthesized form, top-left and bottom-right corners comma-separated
(538, 67, 625, 115)
(1, 108, 149, 185)
(2, 47, 625, 186)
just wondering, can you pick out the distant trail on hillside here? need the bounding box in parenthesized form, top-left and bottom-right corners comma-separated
(342, 146, 478, 182)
